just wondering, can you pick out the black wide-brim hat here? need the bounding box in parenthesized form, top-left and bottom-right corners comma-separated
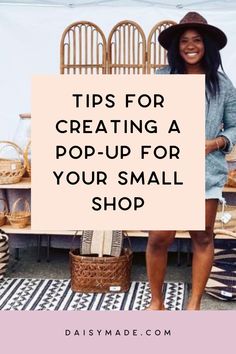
(158, 12, 227, 50)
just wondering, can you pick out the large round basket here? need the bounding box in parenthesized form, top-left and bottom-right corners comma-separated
(7, 198, 31, 229)
(70, 247, 133, 293)
(0, 141, 25, 184)
(0, 230, 9, 280)
(0, 199, 8, 227)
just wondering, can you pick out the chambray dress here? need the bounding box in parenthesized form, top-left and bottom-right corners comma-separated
(157, 66, 236, 199)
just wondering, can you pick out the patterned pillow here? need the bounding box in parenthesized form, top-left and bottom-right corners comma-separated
(205, 248, 236, 300)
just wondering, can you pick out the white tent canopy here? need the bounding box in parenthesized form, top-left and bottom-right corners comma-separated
(1, 0, 236, 9)
(0, 0, 236, 139)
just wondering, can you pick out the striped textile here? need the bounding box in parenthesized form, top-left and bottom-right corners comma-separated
(205, 248, 236, 300)
(0, 279, 187, 311)
(80, 230, 123, 257)
(0, 230, 9, 280)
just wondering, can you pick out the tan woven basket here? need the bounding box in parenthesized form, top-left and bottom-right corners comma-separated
(70, 240, 133, 293)
(0, 141, 25, 184)
(7, 198, 31, 229)
(225, 169, 236, 188)
(0, 199, 8, 227)
(226, 145, 236, 162)
(215, 204, 236, 230)
(24, 141, 31, 177)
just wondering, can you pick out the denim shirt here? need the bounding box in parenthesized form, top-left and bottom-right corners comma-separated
(156, 66, 236, 199)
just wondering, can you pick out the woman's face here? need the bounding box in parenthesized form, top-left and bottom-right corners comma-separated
(179, 29, 205, 66)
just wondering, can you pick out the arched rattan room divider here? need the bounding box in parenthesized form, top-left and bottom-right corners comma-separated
(147, 20, 177, 74)
(60, 19, 176, 74)
(60, 21, 107, 74)
(107, 20, 146, 74)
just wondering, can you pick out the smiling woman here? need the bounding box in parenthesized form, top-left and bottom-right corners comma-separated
(146, 11, 236, 311)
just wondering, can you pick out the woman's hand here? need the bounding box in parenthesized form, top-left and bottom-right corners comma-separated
(205, 139, 216, 155)
(205, 137, 227, 155)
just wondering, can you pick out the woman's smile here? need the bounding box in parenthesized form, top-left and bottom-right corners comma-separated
(186, 52, 198, 57)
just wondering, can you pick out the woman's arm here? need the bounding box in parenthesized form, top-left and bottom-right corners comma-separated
(218, 79, 236, 154)
(205, 136, 229, 155)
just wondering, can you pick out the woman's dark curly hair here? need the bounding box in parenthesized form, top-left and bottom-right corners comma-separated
(167, 28, 224, 97)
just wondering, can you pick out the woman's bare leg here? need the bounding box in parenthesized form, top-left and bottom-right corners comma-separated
(145, 231, 176, 310)
(187, 199, 218, 310)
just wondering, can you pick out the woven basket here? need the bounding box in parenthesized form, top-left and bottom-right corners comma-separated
(0, 229, 9, 280)
(0, 199, 8, 227)
(0, 141, 25, 184)
(225, 169, 236, 188)
(70, 240, 133, 293)
(7, 197, 31, 228)
(24, 141, 31, 177)
(226, 145, 236, 162)
(215, 204, 236, 230)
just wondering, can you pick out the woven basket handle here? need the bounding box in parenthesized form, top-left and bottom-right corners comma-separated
(24, 140, 31, 168)
(24, 141, 31, 154)
(12, 198, 30, 213)
(0, 199, 8, 213)
(122, 231, 132, 251)
(0, 141, 25, 166)
(71, 230, 81, 251)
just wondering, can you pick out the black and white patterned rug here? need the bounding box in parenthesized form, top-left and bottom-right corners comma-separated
(0, 279, 187, 311)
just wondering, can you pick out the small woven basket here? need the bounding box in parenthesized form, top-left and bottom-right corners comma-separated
(70, 235, 133, 293)
(0, 141, 25, 184)
(7, 197, 31, 229)
(0, 229, 9, 280)
(24, 141, 31, 177)
(225, 169, 236, 188)
(215, 204, 236, 230)
(226, 145, 236, 162)
(0, 199, 8, 227)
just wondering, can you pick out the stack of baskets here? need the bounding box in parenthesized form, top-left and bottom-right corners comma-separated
(0, 229, 9, 280)
(70, 231, 133, 293)
(0, 141, 31, 229)
(0, 141, 25, 184)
